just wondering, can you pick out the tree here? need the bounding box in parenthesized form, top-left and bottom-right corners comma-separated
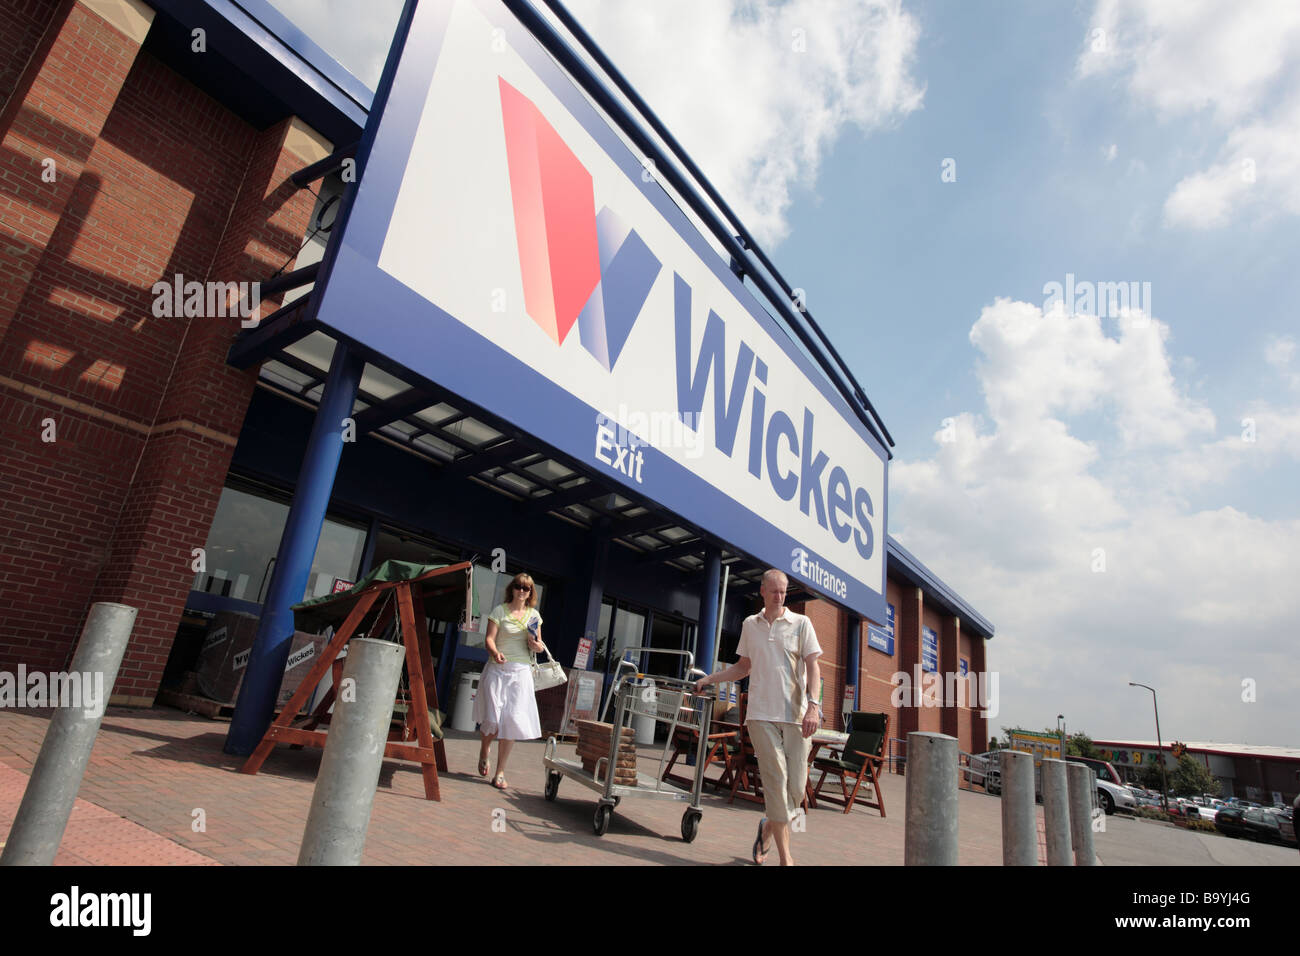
(1138, 761, 1166, 792)
(1067, 733, 1098, 759)
(1171, 754, 1218, 797)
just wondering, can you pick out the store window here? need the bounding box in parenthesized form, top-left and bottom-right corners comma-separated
(192, 483, 366, 603)
(591, 599, 647, 675)
(369, 526, 459, 569)
(460, 565, 547, 649)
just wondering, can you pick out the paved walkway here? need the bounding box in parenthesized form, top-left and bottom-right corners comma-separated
(0, 707, 1016, 865)
(0, 762, 219, 865)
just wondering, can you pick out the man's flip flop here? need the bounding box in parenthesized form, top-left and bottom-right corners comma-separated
(751, 817, 771, 864)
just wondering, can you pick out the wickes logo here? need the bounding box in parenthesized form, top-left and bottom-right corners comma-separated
(499, 77, 661, 371)
(498, 77, 876, 569)
(675, 277, 875, 561)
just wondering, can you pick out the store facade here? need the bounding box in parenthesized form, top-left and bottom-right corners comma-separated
(0, 0, 994, 756)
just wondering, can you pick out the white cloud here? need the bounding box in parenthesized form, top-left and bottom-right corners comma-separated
(970, 300, 1214, 448)
(1266, 335, 1300, 390)
(1078, 0, 1300, 229)
(561, 0, 924, 245)
(263, 1, 923, 246)
(892, 298, 1300, 745)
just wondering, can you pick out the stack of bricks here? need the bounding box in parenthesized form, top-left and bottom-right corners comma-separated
(575, 719, 637, 787)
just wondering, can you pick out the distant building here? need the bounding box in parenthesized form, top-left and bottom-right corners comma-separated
(1093, 739, 1300, 804)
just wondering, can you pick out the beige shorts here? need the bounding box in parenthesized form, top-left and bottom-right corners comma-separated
(747, 720, 811, 824)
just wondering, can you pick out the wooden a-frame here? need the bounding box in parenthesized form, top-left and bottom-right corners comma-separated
(240, 564, 469, 801)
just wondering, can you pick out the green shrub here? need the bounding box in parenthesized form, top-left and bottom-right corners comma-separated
(1133, 807, 1169, 821)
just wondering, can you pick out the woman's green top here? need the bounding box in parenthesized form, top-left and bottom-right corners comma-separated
(488, 603, 542, 664)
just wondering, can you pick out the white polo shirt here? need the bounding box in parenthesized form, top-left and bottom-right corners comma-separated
(735, 607, 822, 724)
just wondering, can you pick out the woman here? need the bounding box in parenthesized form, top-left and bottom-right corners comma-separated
(474, 572, 545, 789)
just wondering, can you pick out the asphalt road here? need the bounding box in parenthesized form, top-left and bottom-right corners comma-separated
(1094, 813, 1300, 866)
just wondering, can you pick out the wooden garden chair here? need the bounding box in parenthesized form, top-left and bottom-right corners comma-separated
(810, 711, 889, 816)
(661, 722, 739, 792)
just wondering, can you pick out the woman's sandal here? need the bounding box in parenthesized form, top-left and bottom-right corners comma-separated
(751, 817, 771, 864)
(492, 773, 508, 790)
(478, 756, 490, 777)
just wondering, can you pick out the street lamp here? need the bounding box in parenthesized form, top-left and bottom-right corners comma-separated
(1129, 682, 1170, 812)
(1057, 714, 1065, 757)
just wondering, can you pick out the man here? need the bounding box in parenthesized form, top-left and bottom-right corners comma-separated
(696, 568, 821, 865)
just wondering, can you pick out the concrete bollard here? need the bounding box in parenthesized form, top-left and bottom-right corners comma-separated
(1000, 749, 1038, 866)
(1, 602, 137, 866)
(1067, 763, 1098, 865)
(1041, 758, 1073, 866)
(904, 732, 959, 865)
(298, 638, 405, 865)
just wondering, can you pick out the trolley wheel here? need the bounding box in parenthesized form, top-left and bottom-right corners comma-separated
(593, 804, 613, 836)
(681, 808, 702, 843)
(544, 771, 560, 802)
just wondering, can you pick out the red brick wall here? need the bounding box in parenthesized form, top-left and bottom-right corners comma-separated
(796, 599, 842, 729)
(783, 584, 989, 756)
(939, 614, 959, 740)
(857, 578, 902, 750)
(958, 626, 974, 750)
(0, 0, 60, 115)
(0, 13, 326, 703)
(970, 635, 989, 751)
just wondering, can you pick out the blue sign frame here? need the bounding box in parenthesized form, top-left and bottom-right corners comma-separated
(921, 625, 938, 673)
(302, 0, 889, 622)
(867, 601, 895, 656)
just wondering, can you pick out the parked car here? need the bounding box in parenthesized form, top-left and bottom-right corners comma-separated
(1215, 806, 1294, 845)
(1065, 756, 1136, 814)
(1065, 755, 1123, 785)
(966, 751, 1001, 793)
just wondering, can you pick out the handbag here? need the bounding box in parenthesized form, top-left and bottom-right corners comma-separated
(530, 645, 568, 692)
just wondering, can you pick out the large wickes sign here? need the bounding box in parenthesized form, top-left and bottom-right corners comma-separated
(313, 0, 890, 622)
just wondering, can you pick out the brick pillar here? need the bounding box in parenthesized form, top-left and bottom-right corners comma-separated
(941, 613, 961, 738)
(970, 635, 989, 751)
(87, 116, 332, 705)
(897, 586, 923, 745)
(0, 0, 155, 341)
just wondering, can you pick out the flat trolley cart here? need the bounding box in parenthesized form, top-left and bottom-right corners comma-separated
(543, 648, 715, 841)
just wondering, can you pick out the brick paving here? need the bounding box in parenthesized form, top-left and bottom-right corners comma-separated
(0, 706, 1023, 865)
(0, 763, 219, 865)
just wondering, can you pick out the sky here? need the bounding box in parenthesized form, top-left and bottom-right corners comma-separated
(267, 0, 1300, 749)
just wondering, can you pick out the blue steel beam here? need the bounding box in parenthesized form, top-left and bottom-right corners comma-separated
(697, 547, 721, 675)
(224, 343, 366, 755)
(226, 300, 317, 369)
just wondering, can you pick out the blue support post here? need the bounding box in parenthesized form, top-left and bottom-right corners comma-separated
(697, 547, 721, 675)
(225, 344, 366, 755)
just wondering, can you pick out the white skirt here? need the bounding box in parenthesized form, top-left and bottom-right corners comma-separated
(473, 661, 542, 740)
